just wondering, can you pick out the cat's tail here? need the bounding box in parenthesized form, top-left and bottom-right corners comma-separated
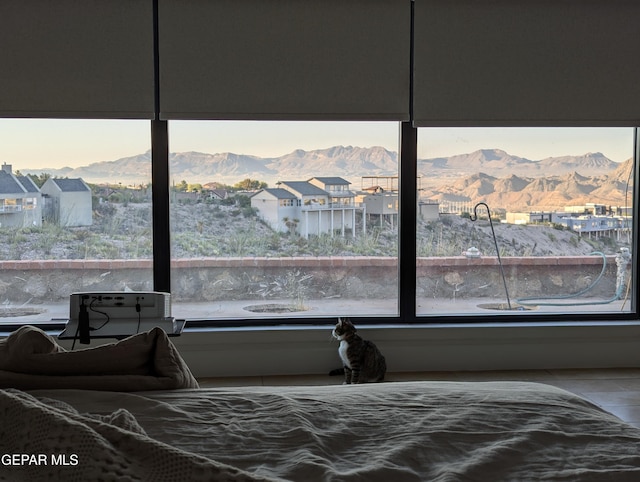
(328, 367, 345, 376)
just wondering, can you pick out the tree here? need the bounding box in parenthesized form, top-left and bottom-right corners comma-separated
(173, 180, 188, 192)
(234, 178, 267, 191)
(23, 172, 51, 188)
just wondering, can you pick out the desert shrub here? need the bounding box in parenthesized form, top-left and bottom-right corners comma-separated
(305, 233, 346, 256)
(440, 215, 454, 226)
(241, 206, 258, 218)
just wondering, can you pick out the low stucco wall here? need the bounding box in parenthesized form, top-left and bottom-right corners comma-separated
(0, 255, 626, 306)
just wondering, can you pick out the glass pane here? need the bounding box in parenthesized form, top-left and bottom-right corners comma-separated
(169, 121, 400, 321)
(416, 127, 635, 317)
(0, 119, 152, 325)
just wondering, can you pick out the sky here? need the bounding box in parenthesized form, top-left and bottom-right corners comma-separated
(0, 119, 634, 169)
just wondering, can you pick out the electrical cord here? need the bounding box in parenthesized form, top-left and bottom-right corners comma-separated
(516, 251, 625, 306)
(88, 297, 111, 331)
(78, 295, 90, 345)
(136, 297, 142, 333)
(70, 294, 154, 349)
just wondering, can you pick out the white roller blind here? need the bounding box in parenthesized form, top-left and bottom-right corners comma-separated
(0, 0, 155, 119)
(413, 0, 640, 126)
(158, 0, 411, 120)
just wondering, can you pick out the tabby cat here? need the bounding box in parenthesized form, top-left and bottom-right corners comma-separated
(331, 317, 386, 384)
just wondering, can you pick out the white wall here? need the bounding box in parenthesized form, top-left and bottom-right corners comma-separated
(51, 319, 640, 378)
(59, 192, 92, 227)
(168, 322, 640, 378)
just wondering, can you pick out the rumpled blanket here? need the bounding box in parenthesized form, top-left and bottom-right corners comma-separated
(29, 381, 640, 481)
(0, 325, 198, 391)
(0, 388, 273, 482)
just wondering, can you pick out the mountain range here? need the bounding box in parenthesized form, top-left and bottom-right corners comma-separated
(21, 146, 632, 211)
(423, 160, 633, 212)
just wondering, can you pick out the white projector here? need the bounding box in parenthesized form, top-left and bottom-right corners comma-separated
(65, 291, 175, 342)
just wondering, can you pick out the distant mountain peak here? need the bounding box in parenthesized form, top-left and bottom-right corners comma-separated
(19, 146, 622, 197)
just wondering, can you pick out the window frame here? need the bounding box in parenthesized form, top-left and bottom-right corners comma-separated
(0, 120, 634, 333)
(154, 121, 639, 327)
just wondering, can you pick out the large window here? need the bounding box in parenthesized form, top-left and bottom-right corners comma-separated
(0, 119, 152, 325)
(416, 127, 636, 319)
(168, 121, 400, 321)
(0, 121, 637, 327)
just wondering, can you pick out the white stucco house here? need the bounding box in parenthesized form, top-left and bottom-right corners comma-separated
(250, 188, 301, 233)
(357, 176, 400, 227)
(418, 201, 439, 222)
(308, 177, 354, 205)
(41, 177, 93, 227)
(252, 178, 365, 238)
(0, 163, 42, 228)
(364, 191, 400, 227)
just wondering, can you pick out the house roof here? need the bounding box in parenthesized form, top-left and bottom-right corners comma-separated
(210, 189, 227, 199)
(279, 181, 327, 196)
(50, 178, 89, 192)
(258, 188, 298, 199)
(0, 170, 26, 194)
(309, 177, 351, 185)
(16, 175, 39, 193)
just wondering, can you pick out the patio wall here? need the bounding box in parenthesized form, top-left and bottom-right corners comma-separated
(0, 255, 627, 306)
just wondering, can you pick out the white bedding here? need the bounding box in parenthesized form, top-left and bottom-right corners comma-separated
(0, 326, 199, 391)
(12, 381, 640, 481)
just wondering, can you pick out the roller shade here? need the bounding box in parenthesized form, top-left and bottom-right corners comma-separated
(0, 0, 155, 119)
(158, 0, 411, 120)
(413, 0, 640, 127)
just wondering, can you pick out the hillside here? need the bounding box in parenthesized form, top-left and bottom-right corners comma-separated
(0, 198, 627, 262)
(417, 213, 627, 258)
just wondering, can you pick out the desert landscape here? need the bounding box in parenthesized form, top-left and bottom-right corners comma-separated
(4, 145, 631, 261)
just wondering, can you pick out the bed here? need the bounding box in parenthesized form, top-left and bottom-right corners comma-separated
(1, 326, 640, 481)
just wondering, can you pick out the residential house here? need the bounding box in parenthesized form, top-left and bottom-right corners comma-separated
(358, 176, 401, 227)
(0, 163, 42, 228)
(202, 183, 228, 201)
(505, 212, 561, 225)
(208, 188, 227, 201)
(308, 177, 354, 205)
(40, 178, 92, 227)
(417, 201, 439, 222)
(250, 188, 300, 233)
(259, 179, 364, 238)
(557, 214, 624, 239)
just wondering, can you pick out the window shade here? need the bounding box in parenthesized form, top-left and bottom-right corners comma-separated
(413, 0, 640, 127)
(158, 0, 411, 121)
(0, 0, 154, 119)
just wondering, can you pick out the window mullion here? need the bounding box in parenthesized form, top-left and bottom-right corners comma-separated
(151, 119, 171, 293)
(399, 121, 417, 321)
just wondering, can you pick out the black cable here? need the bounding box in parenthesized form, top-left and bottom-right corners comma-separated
(136, 297, 142, 333)
(78, 296, 90, 344)
(88, 297, 111, 331)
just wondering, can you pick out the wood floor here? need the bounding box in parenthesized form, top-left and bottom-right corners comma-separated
(198, 368, 640, 429)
